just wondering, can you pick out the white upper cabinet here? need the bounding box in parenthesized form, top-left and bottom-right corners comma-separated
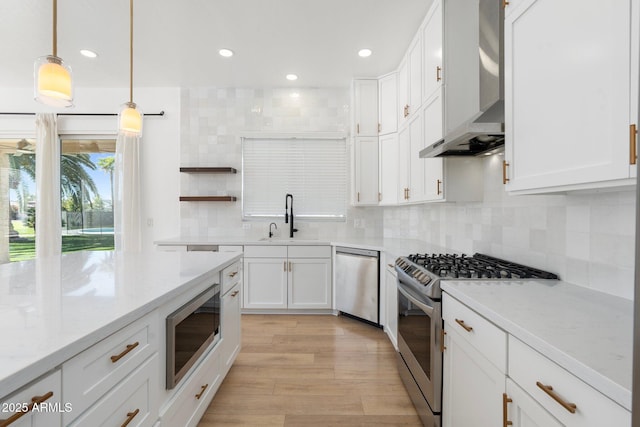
(504, 0, 639, 193)
(398, 36, 423, 124)
(379, 133, 399, 205)
(353, 79, 379, 137)
(354, 137, 380, 205)
(378, 73, 398, 135)
(422, 0, 443, 102)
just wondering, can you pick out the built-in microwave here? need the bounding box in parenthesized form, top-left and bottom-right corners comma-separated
(166, 284, 221, 389)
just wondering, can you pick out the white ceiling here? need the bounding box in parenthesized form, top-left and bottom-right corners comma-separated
(0, 0, 433, 89)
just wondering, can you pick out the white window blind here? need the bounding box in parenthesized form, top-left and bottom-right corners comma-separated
(242, 137, 347, 220)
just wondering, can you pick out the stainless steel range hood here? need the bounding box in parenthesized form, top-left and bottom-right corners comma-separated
(420, 0, 504, 158)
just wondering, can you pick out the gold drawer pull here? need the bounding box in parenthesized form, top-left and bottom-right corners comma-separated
(121, 408, 140, 427)
(536, 381, 577, 413)
(503, 393, 513, 427)
(228, 271, 238, 278)
(436, 179, 442, 195)
(455, 318, 473, 332)
(195, 384, 209, 400)
(0, 391, 54, 426)
(231, 290, 239, 297)
(631, 124, 637, 165)
(502, 160, 510, 184)
(440, 329, 447, 352)
(110, 341, 139, 363)
(436, 66, 442, 82)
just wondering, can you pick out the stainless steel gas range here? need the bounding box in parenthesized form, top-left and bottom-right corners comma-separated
(395, 253, 558, 427)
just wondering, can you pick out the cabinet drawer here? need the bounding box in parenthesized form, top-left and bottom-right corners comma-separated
(161, 349, 221, 427)
(63, 310, 159, 424)
(288, 245, 331, 258)
(221, 261, 241, 294)
(0, 370, 62, 427)
(442, 293, 506, 372)
(70, 354, 159, 427)
(243, 245, 287, 258)
(508, 336, 630, 426)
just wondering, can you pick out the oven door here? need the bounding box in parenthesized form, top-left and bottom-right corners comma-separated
(397, 281, 442, 413)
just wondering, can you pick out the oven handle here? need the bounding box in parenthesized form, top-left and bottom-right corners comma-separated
(398, 283, 435, 316)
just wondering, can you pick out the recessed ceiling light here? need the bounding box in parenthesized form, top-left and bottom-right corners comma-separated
(286, 74, 298, 81)
(358, 49, 372, 58)
(80, 49, 98, 58)
(290, 92, 300, 98)
(219, 49, 234, 58)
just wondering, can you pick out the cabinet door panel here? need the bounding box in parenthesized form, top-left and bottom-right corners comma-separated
(379, 134, 399, 205)
(505, 0, 632, 191)
(222, 284, 241, 372)
(408, 37, 422, 116)
(288, 259, 331, 309)
(354, 80, 379, 136)
(422, 0, 443, 101)
(506, 379, 563, 427)
(379, 74, 398, 135)
(354, 137, 379, 205)
(408, 113, 425, 202)
(398, 124, 411, 204)
(243, 258, 287, 309)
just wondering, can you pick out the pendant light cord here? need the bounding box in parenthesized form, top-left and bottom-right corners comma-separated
(129, 0, 134, 103)
(52, 0, 57, 57)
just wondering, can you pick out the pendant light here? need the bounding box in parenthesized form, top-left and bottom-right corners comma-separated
(34, 0, 74, 107)
(118, 0, 143, 136)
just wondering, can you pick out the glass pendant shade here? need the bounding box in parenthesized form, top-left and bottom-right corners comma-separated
(34, 55, 73, 107)
(118, 102, 143, 136)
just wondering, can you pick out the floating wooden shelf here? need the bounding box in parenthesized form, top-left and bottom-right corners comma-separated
(179, 167, 237, 174)
(179, 196, 237, 202)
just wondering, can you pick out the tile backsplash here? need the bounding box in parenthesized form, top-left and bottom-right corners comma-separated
(384, 155, 636, 299)
(179, 87, 383, 240)
(179, 86, 636, 299)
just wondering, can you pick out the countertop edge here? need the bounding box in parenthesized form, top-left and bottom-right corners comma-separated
(441, 282, 631, 411)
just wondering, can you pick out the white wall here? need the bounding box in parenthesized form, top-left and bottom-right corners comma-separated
(0, 86, 181, 250)
(384, 154, 636, 300)
(179, 87, 383, 240)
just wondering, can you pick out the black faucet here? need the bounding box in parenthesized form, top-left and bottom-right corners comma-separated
(269, 222, 277, 238)
(285, 194, 298, 238)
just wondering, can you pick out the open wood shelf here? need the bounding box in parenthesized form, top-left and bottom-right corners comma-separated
(179, 167, 237, 174)
(179, 196, 237, 202)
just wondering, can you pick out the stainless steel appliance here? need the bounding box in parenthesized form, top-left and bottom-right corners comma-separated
(419, 0, 505, 158)
(335, 247, 380, 325)
(396, 253, 558, 427)
(166, 284, 221, 389)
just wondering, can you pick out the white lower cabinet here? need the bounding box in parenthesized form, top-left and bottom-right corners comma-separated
(243, 245, 331, 311)
(160, 349, 221, 427)
(70, 354, 159, 427)
(505, 378, 562, 427)
(383, 264, 398, 348)
(221, 282, 242, 374)
(0, 370, 62, 427)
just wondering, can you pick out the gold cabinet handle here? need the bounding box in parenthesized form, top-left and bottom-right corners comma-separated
(630, 124, 637, 165)
(228, 271, 238, 278)
(121, 409, 140, 427)
(436, 179, 442, 195)
(231, 290, 239, 297)
(378, 123, 381, 133)
(284, 261, 287, 271)
(503, 0, 510, 7)
(288, 261, 292, 272)
(502, 160, 510, 184)
(0, 391, 54, 426)
(357, 192, 360, 202)
(455, 318, 473, 332)
(536, 382, 577, 413)
(406, 187, 410, 200)
(440, 329, 447, 352)
(378, 192, 381, 202)
(436, 66, 442, 82)
(110, 341, 139, 363)
(195, 384, 209, 400)
(404, 105, 410, 118)
(356, 123, 360, 134)
(503, 394, 513, 427)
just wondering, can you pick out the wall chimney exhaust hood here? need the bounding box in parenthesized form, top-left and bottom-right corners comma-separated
(420, 0, 504, 158)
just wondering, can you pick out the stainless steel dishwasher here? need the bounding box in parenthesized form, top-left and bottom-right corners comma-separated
(335, 247, 380, 326)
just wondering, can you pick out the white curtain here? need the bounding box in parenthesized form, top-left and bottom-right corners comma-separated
(114, 133, 141, 251)
(35, 113, 62, 258)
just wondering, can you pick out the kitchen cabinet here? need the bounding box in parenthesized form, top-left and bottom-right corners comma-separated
(383, 263, 398, 349)
(398, 37, 423, 124)
(243, 245, 331, 310)
(378, 73, 398, 135)
(221, 270, 241, 374)
(378, 133, 399, 205)
(442, 293, 507, 427)
(0, 370, 62, 427)
(353, 79, 379, 137)
(507, 336, 630, 427)
(422, 0, 443, 102)
(354, 136, 379, 205)
(504, 0, 639, 193)
(505, 378, 563, 427)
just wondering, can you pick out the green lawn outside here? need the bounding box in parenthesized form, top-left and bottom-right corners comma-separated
(9, 235, 115, 262)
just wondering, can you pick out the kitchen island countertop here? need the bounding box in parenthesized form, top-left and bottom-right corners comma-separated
(441, 279, 633, 411)
(0, 250, 240, 397)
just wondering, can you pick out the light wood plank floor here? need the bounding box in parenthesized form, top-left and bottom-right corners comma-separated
(198, 314, 423, 427)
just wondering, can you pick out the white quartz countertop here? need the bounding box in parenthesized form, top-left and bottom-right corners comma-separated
(0, 250, 240, 397)
(441, 280, 633, 411)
